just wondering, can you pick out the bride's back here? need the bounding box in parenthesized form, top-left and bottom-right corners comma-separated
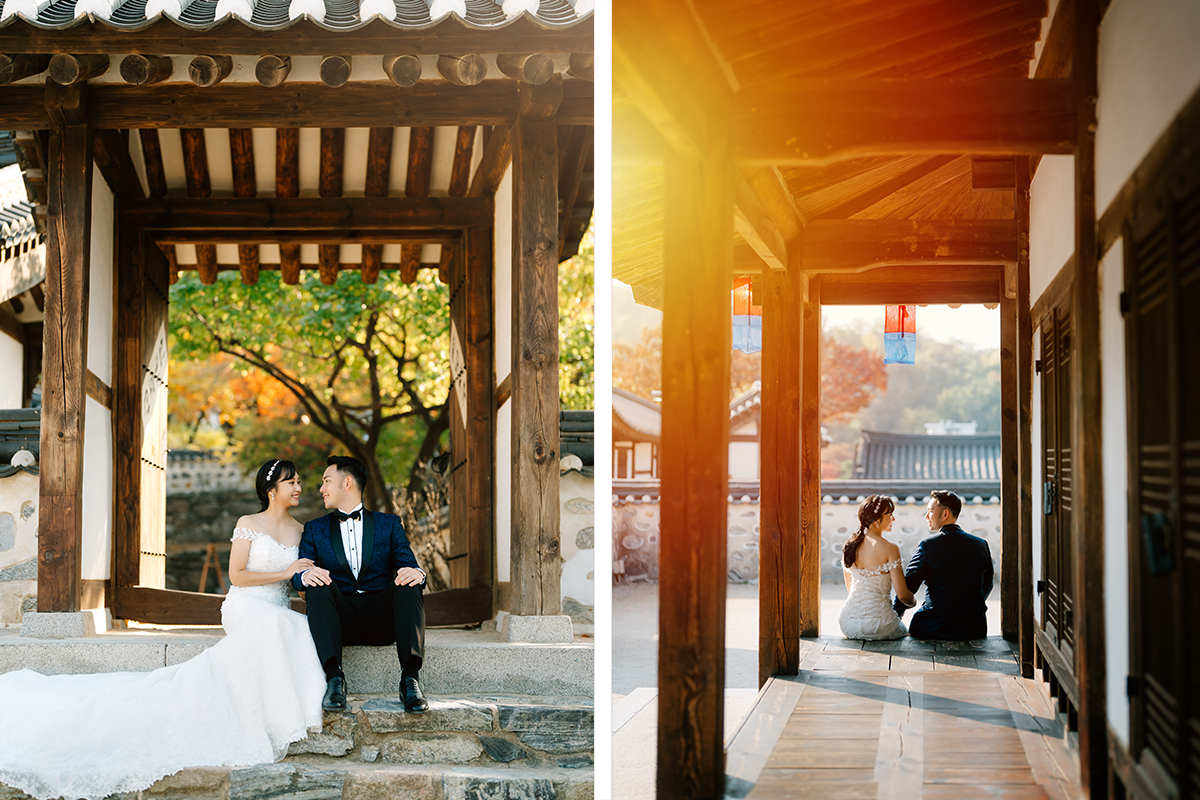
(851, 535, 900, 571)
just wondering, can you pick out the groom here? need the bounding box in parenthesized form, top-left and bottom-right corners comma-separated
(293, 455, 429, 713)
(893, 490, 994, 640)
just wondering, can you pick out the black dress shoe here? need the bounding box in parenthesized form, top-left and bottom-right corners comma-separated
(322, 677, 347, 711)
(400, 676, 429, 713)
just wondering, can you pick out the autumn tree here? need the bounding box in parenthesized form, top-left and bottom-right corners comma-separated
(559, 224, 594, 410)
(171, 269, 451, 514)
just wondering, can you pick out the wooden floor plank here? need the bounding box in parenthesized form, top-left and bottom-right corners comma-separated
(890, 654, 935, 672)
(875, 675, 924, 800)
(923, 787, 1051, 799)
(924, 768, 1039, 784)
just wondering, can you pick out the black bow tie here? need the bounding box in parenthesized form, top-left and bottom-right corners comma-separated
(335, 509, 362, 523)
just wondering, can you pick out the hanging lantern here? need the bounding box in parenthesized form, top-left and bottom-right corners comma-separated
(731, 276, 762, 354)
(884, 305, 916, 364)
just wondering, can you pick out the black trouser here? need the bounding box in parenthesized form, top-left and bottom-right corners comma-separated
(304, 581, 425, 681)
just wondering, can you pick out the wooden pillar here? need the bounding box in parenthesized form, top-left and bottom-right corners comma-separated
(657, 132, 734, 800)
(36, 84, 92, 613)
(1016, 156, 1036, 678)
(799, 276, 822, 637)
(509, 84, 561, 616)
(759, 266, 802, 685)
(1071, 0, 1108, 795)
(1000, 274, 1019, 640)
(113, 217, 144, 590)
(465, 229, 495, 598)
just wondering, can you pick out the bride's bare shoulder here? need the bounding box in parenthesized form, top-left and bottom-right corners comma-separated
(235, 513, 265, 530)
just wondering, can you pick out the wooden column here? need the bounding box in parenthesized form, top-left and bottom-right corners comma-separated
(799, 276, 822, 637)
(465, 228, 495, 598)
(759, 266, 802, 685)
(509, 85, 561, 616)
(1016, 156, 1035, 678)
(1000, 275, 1019, 640)
(657, 132, 734, 800)
(113, 215, 144, 590)
(37, 84, 92, 613)
(1071, 0, 1108, 795)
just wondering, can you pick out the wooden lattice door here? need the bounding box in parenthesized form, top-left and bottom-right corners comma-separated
(1124, 132, 1200, 798)
(1039, 299, 1076, 665)
(139, 261, 169, 589)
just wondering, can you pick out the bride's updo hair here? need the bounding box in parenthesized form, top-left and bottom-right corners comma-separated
(842, 494, 897, 568)
(255, 458, 298, 511)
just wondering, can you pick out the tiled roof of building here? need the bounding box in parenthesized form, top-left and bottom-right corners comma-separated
(853, 429, 1001, 482)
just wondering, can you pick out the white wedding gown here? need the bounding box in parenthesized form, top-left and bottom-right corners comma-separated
(0, 528, 325, 800)
(838, 557, 909, 640)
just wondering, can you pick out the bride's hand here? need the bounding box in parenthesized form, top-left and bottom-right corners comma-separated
(286, 558, 315, 578)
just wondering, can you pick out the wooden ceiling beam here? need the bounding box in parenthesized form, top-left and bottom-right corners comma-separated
(734, 174, 789, 272)
(179, 127, 218, 281)
(173, 260, 444, 273)
(121, 196, 493, 229)
(318, 127, 345, 284)
(153, 230, 462, 245)
(448, 126, 476, 198)
(229, 127, 259, 284)
(735, 78, 1076, 164)
(406, 127, 434, 198)
(812, 154, 957, 219)
(972, 157, 1017, 190)
(467, 124, 511, 198)
(800, 219, 1018, 272)
(819, 265, 1004, 304)
(361, 126, 393, 285)
(137, 129, 167, 198)
(0, 19, 594, 56)
(92, 129, 145, 200)
(557, 124, 590, 260)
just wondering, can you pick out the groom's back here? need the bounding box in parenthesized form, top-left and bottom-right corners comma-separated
(917, 526, 993, 639)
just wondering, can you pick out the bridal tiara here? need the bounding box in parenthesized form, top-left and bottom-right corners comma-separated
(266, 460, 280, 482)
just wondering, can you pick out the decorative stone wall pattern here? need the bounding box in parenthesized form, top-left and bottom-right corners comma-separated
(558, 465, 595, 624)
(614, 493, 1003, 585)
(0, 471, 38, 624)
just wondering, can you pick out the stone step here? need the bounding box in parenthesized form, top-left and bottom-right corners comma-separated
(0, 628, 593, 696)
(287, 693, 593, 772)
(0, 762, 593, 800)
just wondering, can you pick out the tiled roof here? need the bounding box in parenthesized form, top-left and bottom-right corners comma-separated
(0, 164, 35, 252)
(853, 429, 1001, 482)
(0, 0, 589, 29)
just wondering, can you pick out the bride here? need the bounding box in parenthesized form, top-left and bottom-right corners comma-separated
(0, 459, 327, 800)
(838, 494, 917, 640)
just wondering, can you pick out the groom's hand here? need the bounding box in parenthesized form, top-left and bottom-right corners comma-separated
(302, 566, 333, 587)
(395, 567, 425, 587)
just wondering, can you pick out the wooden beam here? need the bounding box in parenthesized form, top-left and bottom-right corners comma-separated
(509, 88, 561, 618)
(399, 244, 421, 284)
(114, 222, 143, 590)
(464, 230, 494, 597)
(972, 157, 1017, 190)
(735, 78, 1077, 165)
(229, 127, 259, 284)
(319, 55, 351, 88)
(656, 116, 734, 800)
(819, 265, 1003, 304)
(92, 128, 145, 200)
(138, 129, 167, 198)
(406, 127, 433, 198)
(318, 243, 338, 285)
(1070, 1, 1107, 795)
(467, 124, 511, 198)
(319, 127, 344, 198)
(812, 155, 957, 220)
(383, 54, 421, 88)
(801, 219, 1019, 272)
(438, 244, 452, 285)
(188, 55, 233, 87)
(448, 126, 476, 197)
(567, 53, 594, 82)
(118, 54, 173, 86)
(0, 18, 593, 57)
(275, 128, 299, 198)
(149, 229, 462, 246)
(279, 244, 301, 285)
(497, 53, 554, 85)
(557, 125, 590, 260)
(196, 242, 218, 284)
(0, 54, 49, 84)
(759, 265, 802, 685)
(361, 246, 382, 285)
(84, 369, 112, 410)
(48, 53, 109, 86)
(255, 55, 291, 87)
(122, 196, 494, 230)
(0, 307, 23, 344)
(180, 128, 211, 197)
(1016, 155, 1035, 679)
(735, 174, 789, 271)
(38, 87, 92, 612)
(494, 373, 511, 410)
(742, 166, 805, 241)
(437, 54, 487, 86)
(364, 127, 393, 198)
(800, 277, 821, 637)
(1000, 273, 1019, 641)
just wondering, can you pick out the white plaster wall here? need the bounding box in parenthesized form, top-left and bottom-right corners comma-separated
(1031, 335, 1043, 625)
(88, 166, 114, 384)
(81, 398, 112, 581)
(633, 441, 654, 475)
(1096, 0, 1200, 214)
(728, 441, 759, 480)
(1029, 155, 1075, 304)
(0, 332, 21, 408)
(0, 471, 39, 624)
(1101, 241, 1131, 746)
(559, 468, 594, 618)
(494, 164, 513, 585)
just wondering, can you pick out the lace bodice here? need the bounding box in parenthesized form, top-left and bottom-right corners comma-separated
(847, 557, 902, 578)
(225, 528, 298, 609)
(839, 557, 908, 640)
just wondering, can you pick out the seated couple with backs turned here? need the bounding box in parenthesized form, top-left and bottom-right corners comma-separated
(839, 490, 994, 642)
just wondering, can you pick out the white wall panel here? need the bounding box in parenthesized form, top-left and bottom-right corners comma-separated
(1029, 155, 1075, 305)
(81, 398, 112, 580)
(88, 166, 114, 385)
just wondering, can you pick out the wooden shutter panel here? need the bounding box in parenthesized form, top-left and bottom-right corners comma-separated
(1054, 305, 1075, 658)
(1041, 322, 1061, 640)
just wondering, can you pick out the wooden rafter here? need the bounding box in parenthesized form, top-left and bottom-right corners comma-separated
(317, 127, 344, 285)
(92, 129, 144, 200)
(557, 124, 590, 259)
(274, 127, 301, 285)
(179, 127, 217, 283)
(800, 219, 1018, 272)
(735, 78, 1076, 164)
(448, 126, 477, 198)
(734, 175, 789, 271)
(229, 127, 259, 284)
(820, 264, 1003, 304)
(122, 196, 493, 228)
(359, 127, 393, 285)
(467, 124, 511, 198)
(811, 154, 956, 219)
(137, 129, 167, 198)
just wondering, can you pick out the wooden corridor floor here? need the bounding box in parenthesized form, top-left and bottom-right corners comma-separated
(725, 637, 1083, 800)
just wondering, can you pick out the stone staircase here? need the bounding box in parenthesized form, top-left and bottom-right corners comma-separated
(0, 629, 595, 799)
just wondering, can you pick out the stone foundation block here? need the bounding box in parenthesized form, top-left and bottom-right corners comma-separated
(499, 706, 593, 754)
(228, 764, 342, 800)
(479, 735, 529, 763)
(362, 697, 493, 733)
(143, 766, 230, 800)
(342, 770, 435, 800)
(503, 615, 574, 644)
(20, 609, 110, 638)
(381, 733, 483, 765)
(442, 772, 556, 800)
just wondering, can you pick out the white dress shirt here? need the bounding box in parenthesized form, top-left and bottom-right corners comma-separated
(338, 503, 366, 581)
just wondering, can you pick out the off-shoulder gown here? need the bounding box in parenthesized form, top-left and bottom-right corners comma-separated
(838, 557, 909, 640)
(0, 528, 325, 800)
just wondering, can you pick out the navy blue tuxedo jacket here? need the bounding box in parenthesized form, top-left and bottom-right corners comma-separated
(290, 510, 423, 594)
(892, 523, 993, 640)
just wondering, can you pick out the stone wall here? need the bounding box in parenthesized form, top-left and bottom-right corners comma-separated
(614, 492, 1004, 585)
(559, 464, 595, 625)
(0, 469, 38, 624)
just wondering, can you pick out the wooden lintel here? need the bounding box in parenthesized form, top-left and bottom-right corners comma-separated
(121, 196, 493, 230)
(0, 17, 593, 57)
(84, 369, 112, 410)
(972, 157, 1018, 190)
(819, 265, 1004, 305)
(495, 373, 511, 410)
(151, 229, 464, 246)
(734, 175, 789, 272)
(467, 124, 512, 198)
(92, 129, 145, 200)
(801, 219, 1019, 272)
(814, 155, 957, 220)
(735, 78, 1077, 165)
